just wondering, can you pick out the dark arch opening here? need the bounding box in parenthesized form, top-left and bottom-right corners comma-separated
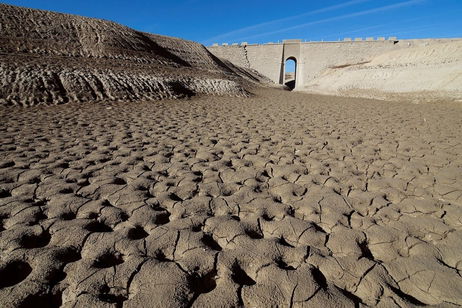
(284, 57, 297, 90)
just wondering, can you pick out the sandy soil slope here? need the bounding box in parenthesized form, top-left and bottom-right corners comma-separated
(1, 88, 461, 307)
(0, 4, 268, 106)
(303, 40, 462, 101)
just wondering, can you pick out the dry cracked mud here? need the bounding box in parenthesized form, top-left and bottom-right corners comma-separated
(0, 88, 461, 307)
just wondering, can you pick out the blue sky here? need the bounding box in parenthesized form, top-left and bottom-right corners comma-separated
(3, 0, 462, 45)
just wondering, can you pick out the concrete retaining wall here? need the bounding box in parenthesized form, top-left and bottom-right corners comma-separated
(246, 44, 284, 83)
(210, 44, 285, 83)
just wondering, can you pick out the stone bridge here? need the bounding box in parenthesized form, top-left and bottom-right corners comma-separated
(207, 38, 413, 90)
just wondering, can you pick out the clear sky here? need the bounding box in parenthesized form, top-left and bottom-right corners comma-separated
(3, 0, 462, 45)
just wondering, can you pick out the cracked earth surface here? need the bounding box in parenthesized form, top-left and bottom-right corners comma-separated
(0, 88, 461, 307)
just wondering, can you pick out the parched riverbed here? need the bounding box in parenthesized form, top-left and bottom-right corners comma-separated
(1, 89, 461, 307)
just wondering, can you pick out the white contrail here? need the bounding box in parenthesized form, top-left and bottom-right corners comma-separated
(205, 0, 371, 43)
(232, 0, 426, 42)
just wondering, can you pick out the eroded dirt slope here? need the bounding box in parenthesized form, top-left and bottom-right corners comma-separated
(0, 4, 268, 106)
(1, 89, 461, 307)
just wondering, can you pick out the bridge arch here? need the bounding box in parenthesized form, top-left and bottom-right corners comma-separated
(279, 40, 302, 90)
(284, 56, 297, 90)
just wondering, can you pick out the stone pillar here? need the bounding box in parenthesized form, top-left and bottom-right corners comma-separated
(279, 60, 286, 85)
(294, 60, 304, 91)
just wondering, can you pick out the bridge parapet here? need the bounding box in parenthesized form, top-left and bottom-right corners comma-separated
(210, 37, 400, 47)
(283, 39, 302, 44)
